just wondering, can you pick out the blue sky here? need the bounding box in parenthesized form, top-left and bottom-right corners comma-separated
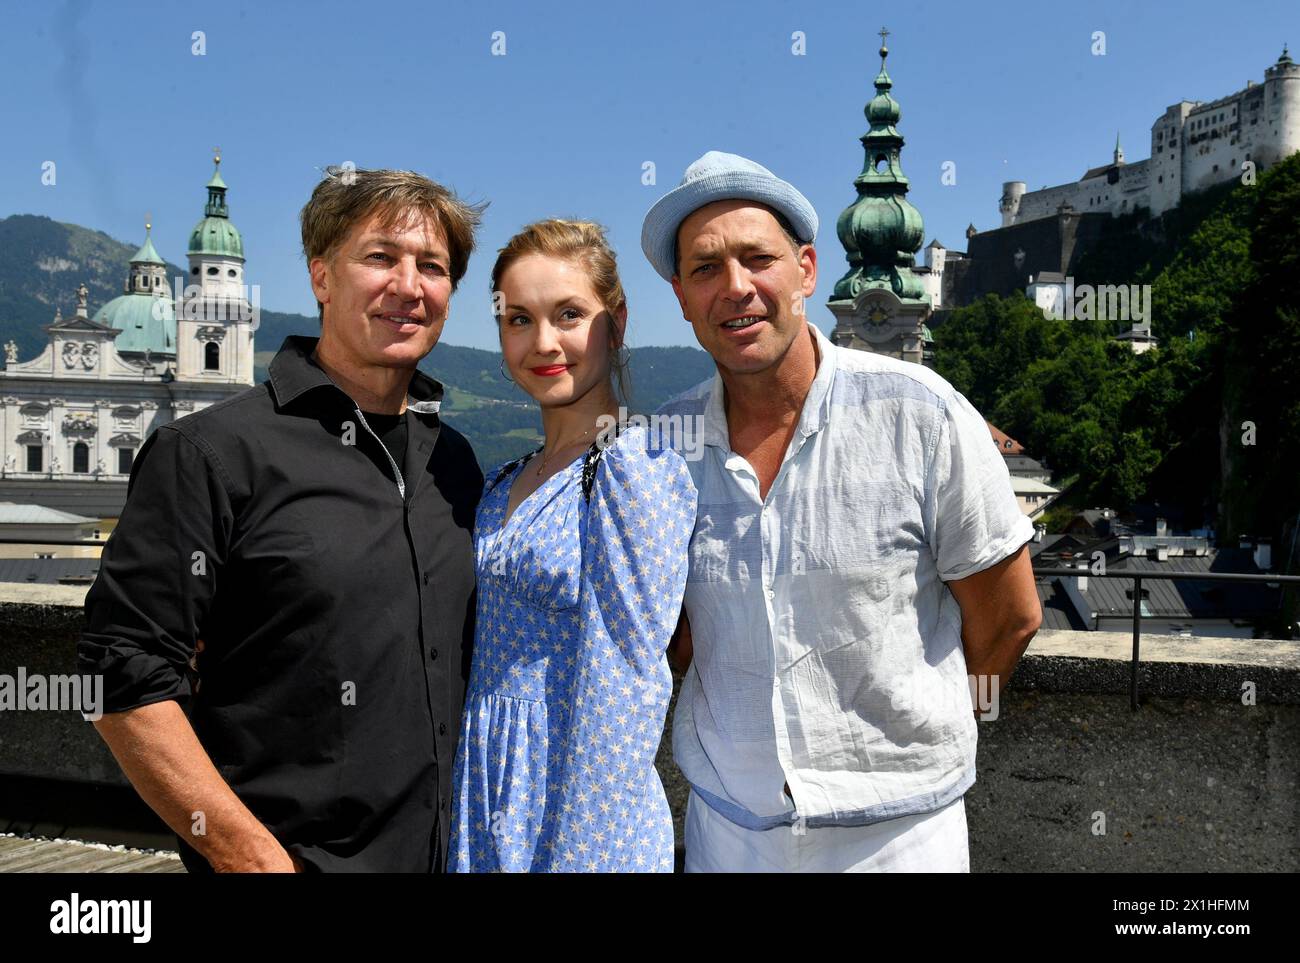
(0, 0, 1294, 351)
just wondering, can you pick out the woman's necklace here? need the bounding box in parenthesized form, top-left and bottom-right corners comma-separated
(534, 426, 596, 477)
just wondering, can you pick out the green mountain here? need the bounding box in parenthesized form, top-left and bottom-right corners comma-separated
(0, 214, 717, 470)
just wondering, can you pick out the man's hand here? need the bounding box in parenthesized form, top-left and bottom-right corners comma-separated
(211, 838, 299, 873)
(212, 839, 301, 873)
(946, 544, 1041, 705)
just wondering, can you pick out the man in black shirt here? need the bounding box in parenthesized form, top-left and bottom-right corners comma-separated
(79, 167, 487, 872)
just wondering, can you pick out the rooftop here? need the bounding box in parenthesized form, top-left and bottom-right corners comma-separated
(0, 557, 100, 586)
(0, 502, 98, 525)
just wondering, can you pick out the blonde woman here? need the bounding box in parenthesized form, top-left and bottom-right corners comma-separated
(447, 220, 696, 872)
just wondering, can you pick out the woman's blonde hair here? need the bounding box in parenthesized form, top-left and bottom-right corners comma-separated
(491, 219, 631, 404)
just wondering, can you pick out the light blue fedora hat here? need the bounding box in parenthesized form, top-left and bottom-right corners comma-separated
(640, 150, 818, 282)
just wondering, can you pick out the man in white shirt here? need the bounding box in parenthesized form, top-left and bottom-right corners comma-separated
(642, 151, 1042, 872)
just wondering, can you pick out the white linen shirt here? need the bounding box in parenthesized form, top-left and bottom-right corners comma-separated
(655, 322, 1034, 830)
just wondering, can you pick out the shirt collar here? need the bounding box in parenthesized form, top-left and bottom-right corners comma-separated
(796, 322, 837, 439)
(701, 322, 838, 449)
(268, 335, 444, 415)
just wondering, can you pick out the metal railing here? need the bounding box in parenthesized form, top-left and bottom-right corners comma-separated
(1032, 566, 1300, 710)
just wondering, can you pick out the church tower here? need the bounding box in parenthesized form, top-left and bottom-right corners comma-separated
(90, 217, 176, 359)
(177, 150, 255, 385)
(827, 30, 933, 366)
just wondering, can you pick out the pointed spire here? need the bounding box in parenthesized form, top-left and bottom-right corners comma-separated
(1280, 43, 1293, 65)
(205, 147, 229, 217)
(832, 28, 925, 302)
(129, 213, 166, 266)
(207, 146, 227, 189)
(1114, 131, 1124, 165)
(868, 27, 899, 126)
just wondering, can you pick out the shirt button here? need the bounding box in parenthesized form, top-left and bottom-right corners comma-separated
(423, 572, 430, 585)
(441, 797, 448, 811)
(430, 647, 439, 661)
(766, 588, 775, 600)
(439, 722, 447, 736)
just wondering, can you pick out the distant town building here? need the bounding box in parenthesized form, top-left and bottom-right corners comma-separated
(0, 501, 100, 560)
(1010, 476, 1060, 518)
(1063, 508, 1121, 538)
(0, 153, 255, 516)
(1026, 271, 1068, 318)
(1113, 323, 1159, 354)
(1000, 48, 1299, 227)
(985, 422, 1059, 517)
(1030, 517, 1282, 636)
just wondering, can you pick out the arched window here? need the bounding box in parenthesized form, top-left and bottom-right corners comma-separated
(118, 448, 134, 474)
(26, 445, 42, 472)
(204, 341, 221, 371)
(206, 266, 219, 276)
(73, 442, 89, 473)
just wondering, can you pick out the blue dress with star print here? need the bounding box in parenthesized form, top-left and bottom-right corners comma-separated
(447, 425, 697, 872)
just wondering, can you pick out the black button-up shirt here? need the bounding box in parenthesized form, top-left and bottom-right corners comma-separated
(78, 335, 481, 872)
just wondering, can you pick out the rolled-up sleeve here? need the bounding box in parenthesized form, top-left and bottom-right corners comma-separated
(78, 425, 233, 713)
(924, 390, 1035, 582)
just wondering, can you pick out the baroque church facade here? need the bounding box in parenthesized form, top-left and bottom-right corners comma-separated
(0, 154, 255, 515)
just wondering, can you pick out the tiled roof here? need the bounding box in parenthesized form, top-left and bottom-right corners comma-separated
(1005, 455, 1047, 474)
(1081, 162, 1118, 180)
(986, 421, 1025, 456)
(1037, 578, 1090, 631)
(0, 556, 100, 585)
(1077, 549, 1279, 620)
(0, 502, 97, 525)
(1011, 477, 1059, 495)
